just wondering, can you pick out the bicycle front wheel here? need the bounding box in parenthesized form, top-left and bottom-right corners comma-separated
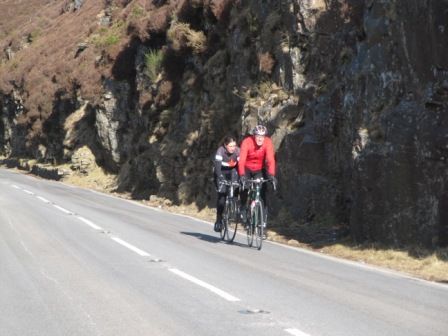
(254, 201, 264, 250)
(246, 206, 254, 247)
(226, 198, 238, 242)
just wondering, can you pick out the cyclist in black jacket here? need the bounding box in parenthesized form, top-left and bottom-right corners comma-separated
(213, 136, 240, 232)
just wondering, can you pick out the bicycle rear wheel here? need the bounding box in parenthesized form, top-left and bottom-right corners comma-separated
(225, 198, 238, 242)
(253, 201, 264, 250)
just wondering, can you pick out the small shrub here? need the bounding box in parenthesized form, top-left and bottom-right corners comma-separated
(145, 49, 164, 82)
(257, 81, 274, 99)
(258, 52, 275, 74)
(246, 11, 258, 34)
(147, 7, 171, 33)
(155, 80, 173, 107)
(104, 34, 120, 46)
(167, 22, 206, 54)
(28, 30, 41, 43)
(130, 5, 145, 19)
(90, 20, 125, 48)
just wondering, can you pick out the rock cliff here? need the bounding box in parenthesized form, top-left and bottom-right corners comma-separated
(1, 0, 447, 247)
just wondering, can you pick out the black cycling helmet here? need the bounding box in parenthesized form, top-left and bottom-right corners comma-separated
(252, 125, 267, 136)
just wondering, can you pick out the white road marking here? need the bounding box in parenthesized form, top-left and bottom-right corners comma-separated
(169, 268, 240, 302)
(110, 236, 151, 257)
(37, 196, 51, 203)
(76, 216, 103, 231)
(23, 189, 35, 195)
(53, 204, 73, 215)
(11, 184, 21, 189)
(285, 328, 311, 336)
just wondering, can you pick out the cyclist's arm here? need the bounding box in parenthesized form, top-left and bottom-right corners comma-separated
(238, 140, 248, 176)
(214, 148, 224, 176)
(265, 138, 276, 176)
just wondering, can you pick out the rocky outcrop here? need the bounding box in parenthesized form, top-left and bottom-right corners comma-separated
(294, 0, 448, 247)
(0, 0, 447, 247)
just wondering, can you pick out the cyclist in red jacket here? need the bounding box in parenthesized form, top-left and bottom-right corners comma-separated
(238, 125, 277, 223)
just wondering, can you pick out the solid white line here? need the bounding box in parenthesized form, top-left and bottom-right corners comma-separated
(11, 184, 21, 189)
(53, 204, 73, 215)
(37, 196, 51, 203)
(284, 328, 311, 336)
(77, 216, 103, 231)
(169, 268, 240, 302)
(24, 189, 35, 195)
(110, 236, 151, 257)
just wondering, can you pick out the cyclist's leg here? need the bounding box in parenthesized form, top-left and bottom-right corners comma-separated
(261, 169, 269, 228)
(215, 192, 226, 231)
(230, 169, 240, 217)
(230, 168, 239, 183)
(239, 169, 251, 211)
(239, 169, 255, 223)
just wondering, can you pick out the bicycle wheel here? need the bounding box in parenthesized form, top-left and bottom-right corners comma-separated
(226, 198, 238, 242)
(254, 201, 264, 250)
(220, 201, 229, 240)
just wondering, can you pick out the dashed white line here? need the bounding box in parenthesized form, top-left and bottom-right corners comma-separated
(6, 178, 311, 336)
(53, 204, 73, 215)
(110, 236, 151, 257)
(36, 196, 51, 203)
(169, 268, 240, 302)
(285, 328, 311, 336)
(76, 216, 103, 231)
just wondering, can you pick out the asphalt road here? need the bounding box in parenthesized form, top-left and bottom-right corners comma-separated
(1, 168, 447, 336)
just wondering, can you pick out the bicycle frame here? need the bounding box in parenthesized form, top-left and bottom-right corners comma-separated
(244, 178, 269, 250)
(245, 178, 268, 207)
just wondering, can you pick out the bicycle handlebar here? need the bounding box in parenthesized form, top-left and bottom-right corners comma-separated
(245, 178, 269, 184)
(219, 180, 240, 186)
(243, 178, 277, 191)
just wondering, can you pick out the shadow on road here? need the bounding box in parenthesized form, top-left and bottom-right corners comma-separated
(180, 231, 223, 244)
(180, 231, 251, 249)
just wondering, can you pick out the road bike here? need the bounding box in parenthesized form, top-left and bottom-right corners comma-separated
(219, 180, 240, 242)
(243, 178, 274, 250)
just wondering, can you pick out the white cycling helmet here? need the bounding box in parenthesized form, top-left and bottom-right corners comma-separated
(252, 125, 267, 136)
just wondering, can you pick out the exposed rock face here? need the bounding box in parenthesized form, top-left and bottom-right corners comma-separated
(299, 0, 448, 247)
(0, 0, 447, 247)
(95, 80, 133, 170)
(0, 91, 26, 157)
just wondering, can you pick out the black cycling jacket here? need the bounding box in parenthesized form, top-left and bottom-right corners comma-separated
(214, 145, 240, 177)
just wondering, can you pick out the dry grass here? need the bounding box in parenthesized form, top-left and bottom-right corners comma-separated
(318, 243, 448, 282)
(62, 164, 117, 192)
(167, 21, 207, 54)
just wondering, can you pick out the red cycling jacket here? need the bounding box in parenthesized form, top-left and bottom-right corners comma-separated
(238, 136, 276, 176)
